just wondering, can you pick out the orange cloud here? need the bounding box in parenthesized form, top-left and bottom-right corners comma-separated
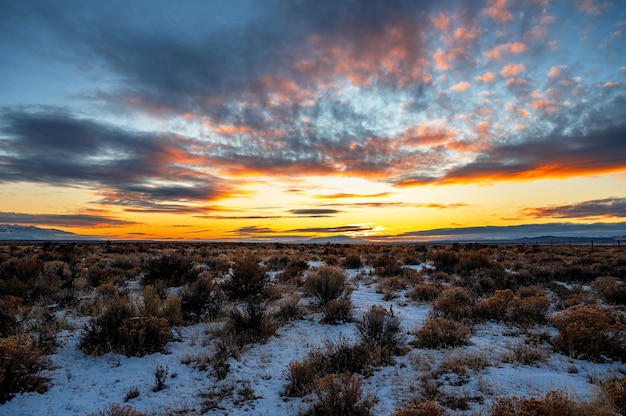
(500, 63, 525, 77)
(450, 81, 471, 92)
(603, 81, 622, 88)
(548, 66, 565, 78)
(475, 72, 495, 83)
(483, 42, 527, 60)
(431, 12, 451, 31)
(485, 0, 513, 22)
(434, 49, 452, 71)
(315, 192, 392, 200)
(400, 124, 456, 147)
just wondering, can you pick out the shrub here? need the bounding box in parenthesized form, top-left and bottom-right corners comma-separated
(392, 401, 449, 416)
(477, 289, 516, 321)
(605, 375, 626, 414)
(355, 305, 406, 361)
(489, 389, 614, 416)
(79, 297, 135, 356)
(408, 284, 443, 302)
(433, 287, 475, 321)
(593, 276, 626, 305)
(180, 277, 224, 322)
(321, 299, 353, 325)
(142, 253, 196, 287)
(506, 296, 550, 327)
(304, 266, 349, 307)
(454, 251, 493, 275)
(300, 373, 375, 416)
(117, 316, 171, 357)
(285, 338, 372, 397)
(87, 404, 152, 416)
(342, 254, 363, 269)
(374, 255, 404, 277)
(224, 299, 275, 346)
(276, 296, 305, 322)
(552, 305, 626, 362)
(222, 257, 268, 301)
(0, 336, 49, 403)
(430, 250, 458, 273)
(413, 317, 471, 349)
(153, 364, 169, 392)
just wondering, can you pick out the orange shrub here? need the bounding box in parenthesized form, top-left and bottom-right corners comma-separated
(433, 287, 475, 320)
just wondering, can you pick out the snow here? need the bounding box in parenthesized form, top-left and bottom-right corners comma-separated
(2, 263, 624, 415)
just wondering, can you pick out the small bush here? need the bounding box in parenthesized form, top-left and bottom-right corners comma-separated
(180, 277, 224, 322)
(143, 253, 196, 287)
(342, 254, 363, 269)
(413, 317, 471, 349)
(321, 299, 353, 325)
(117, 316, 171, 357)
(355, 305, 406, 361)
(391, 401, 449, 416)
(222, 257, 268, 301)
(506, 296, 550, 327)
(79, 297, 135, 356)
(87, 404, 152, 416)
(605, 375, 626, 414)
(433, 287, 475, 321)
(489, 389, 614, 416)
(552, 305, 626, 362)
(224, 299, 275, 346)
(408, 284, 443, 302)
(477, 289, 516, 321)
(304, 266, 348, 307)
(0, 336, 49, 403)
(285, 338, 372, 397)
(276, 296, 305, 322)
(153, 364, 169, 392)
(300, 372, 375, 416)
(430, 250, 458, 273)
(374, 256, 404, 277)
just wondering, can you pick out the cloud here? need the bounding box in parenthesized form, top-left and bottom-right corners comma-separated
(288, 209, 340, 217)
(522, 197, 626, 219)
(500, 63, 525, 77)
(0, 211, 136, 228)
(484, 0, 513, 23)
(450, 81, 471, 92)
(290, 225, 376, 234)
(0, 109, 235, 208)
(231, 226, 276, 236)
(475, 72, 496, 83)
(483, 42, 527, 59)
(395, 119, 626, 186)
(314, 192, 392, 199)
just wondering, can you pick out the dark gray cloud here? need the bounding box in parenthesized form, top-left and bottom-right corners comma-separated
(290, 225, 375, 233)
(288, 209, 340, 217)
(523, 197, 626, 219)
(0, 211, 136, 227)
(0, 109, 232, 206)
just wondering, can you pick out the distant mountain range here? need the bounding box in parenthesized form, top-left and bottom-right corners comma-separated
(0, 224, 623, 244)
(0, 224, 88, 241)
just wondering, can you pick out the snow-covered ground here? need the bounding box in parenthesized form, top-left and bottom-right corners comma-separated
(1, 264, 623, 416)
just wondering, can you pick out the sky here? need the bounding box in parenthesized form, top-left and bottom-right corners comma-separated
(0, 0, 625, 242)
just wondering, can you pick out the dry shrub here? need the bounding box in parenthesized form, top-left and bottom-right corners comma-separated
(79, 296, 135, 356)
(413, 317, 471, 349)
(180, 277, 224, 323)
(506, 296, 550, 326)
(552, 305, 626, 362)
(284, 338, 372, 397)
(223, 299, 276, 346)
(408, 284, 444, 302)
(454, 251, 493, 275)
(477, 289, 516, 321)
(276, 295, 305, 322)
(490, 389, 614, 416)
(87, 403, 152, 416)
(300, 373, 376, 416)
(116, 316, 171, 357)
(0, 296, 21, 337)
(142, 253, 196, 287)
(374, 255, 404, 277)
(222, 257, 268, 301)
(593, 276, 626, 305)
(392, 401, 449, 416)
(0, 336, 49, 403)
(305, 266, 349, 307)
(430, 250, 458, 273)
(342, 254, 363, 269)
(355, 305, 406, 362)
(321, 299, 353, 325)
(433, 287, 475, 321)
(605, 375, 626, 414)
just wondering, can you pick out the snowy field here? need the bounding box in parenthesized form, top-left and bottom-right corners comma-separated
(2, 263, 623, 416)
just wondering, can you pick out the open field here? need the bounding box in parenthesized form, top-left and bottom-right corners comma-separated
(1, 241, 626, 415)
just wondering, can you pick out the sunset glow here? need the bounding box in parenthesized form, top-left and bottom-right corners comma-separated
(0, 0, 625, 241)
